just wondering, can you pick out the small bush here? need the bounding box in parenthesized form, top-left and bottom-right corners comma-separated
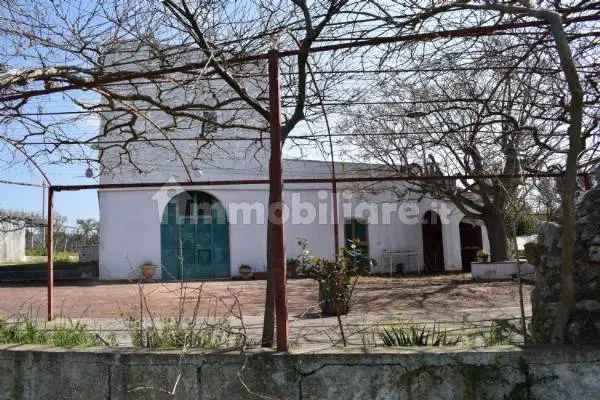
(379, 324, 462, 347)
(128, 317, 240, 349)
(26, 248, 46, 257)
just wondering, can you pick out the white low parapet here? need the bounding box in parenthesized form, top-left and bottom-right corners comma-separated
(471, 260, 535, 280)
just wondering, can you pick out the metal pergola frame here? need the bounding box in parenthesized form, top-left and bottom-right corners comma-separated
(45, 171, 578, 339)
(40, 13, 600, 352)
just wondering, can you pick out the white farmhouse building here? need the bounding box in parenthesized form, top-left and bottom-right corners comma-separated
(98, 154, 490, 280)
(97, 47, 490, 280)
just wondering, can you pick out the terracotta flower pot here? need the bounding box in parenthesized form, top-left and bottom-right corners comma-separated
(239, 265, 253, 280)
(141, 264, 156, 280)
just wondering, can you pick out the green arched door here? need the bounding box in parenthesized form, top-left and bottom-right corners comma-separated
(160, 191, 230, 280)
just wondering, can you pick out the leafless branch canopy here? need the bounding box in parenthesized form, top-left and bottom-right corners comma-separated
(0, 0, 596, 180)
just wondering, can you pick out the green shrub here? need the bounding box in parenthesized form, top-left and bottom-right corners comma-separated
(300, 241, 363, 316)
(54, 251, 79, 263)
(0, 318, 48, 344)
(25, 249, 79, 263)
(26, 248, 46, 257)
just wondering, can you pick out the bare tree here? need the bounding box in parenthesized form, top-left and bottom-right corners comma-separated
(342, 28, 597, 261)
(0, 0, 597, 345)
(0, 0, 360, 346)
(343, 0, 599, 342)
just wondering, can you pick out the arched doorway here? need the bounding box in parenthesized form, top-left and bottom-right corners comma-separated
(459, 219, 483, 272)
(422, 210, 444, 273)
(160, 191, 230, 280)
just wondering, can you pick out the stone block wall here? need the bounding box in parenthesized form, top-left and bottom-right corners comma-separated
(1, 346, 600, 400)
(531, 183, 600, 343)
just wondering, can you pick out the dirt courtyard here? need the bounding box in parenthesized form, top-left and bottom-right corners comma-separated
(0, 274, 533, 347)
(0, 274, 531, 322)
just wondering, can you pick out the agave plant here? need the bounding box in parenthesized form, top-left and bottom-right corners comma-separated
(379, 324, 462, 347)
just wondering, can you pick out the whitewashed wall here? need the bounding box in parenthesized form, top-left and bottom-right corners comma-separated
(99, 185, 271, 280)
(98, 161, 489, 279)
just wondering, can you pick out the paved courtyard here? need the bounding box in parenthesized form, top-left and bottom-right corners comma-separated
(0, 274, 532, 348)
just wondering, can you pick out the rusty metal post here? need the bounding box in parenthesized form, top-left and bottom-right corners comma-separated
(328, 143, 340, 259)
(46, 186, 54, 321)
(268, 48, 288, 351)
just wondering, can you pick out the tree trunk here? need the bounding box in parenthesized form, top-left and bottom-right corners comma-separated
(542, 12, 583, 343)
(261, 190, 275, 347)
(484, 212, 509, 262)
(458, 2, 584, 344)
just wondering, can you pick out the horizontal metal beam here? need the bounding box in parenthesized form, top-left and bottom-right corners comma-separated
(0, 179, 44, 188)
(51, 172, 578, 192)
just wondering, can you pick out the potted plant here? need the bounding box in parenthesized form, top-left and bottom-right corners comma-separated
(239, 264, 253, 279)
(140, 263, 157, 281)
(476, 249, 490, 263)
(317, 259, 355, 316)
(301, 243, 361, 317)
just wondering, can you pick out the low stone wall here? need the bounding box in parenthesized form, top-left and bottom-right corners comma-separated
(1, 345, 599, 400)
